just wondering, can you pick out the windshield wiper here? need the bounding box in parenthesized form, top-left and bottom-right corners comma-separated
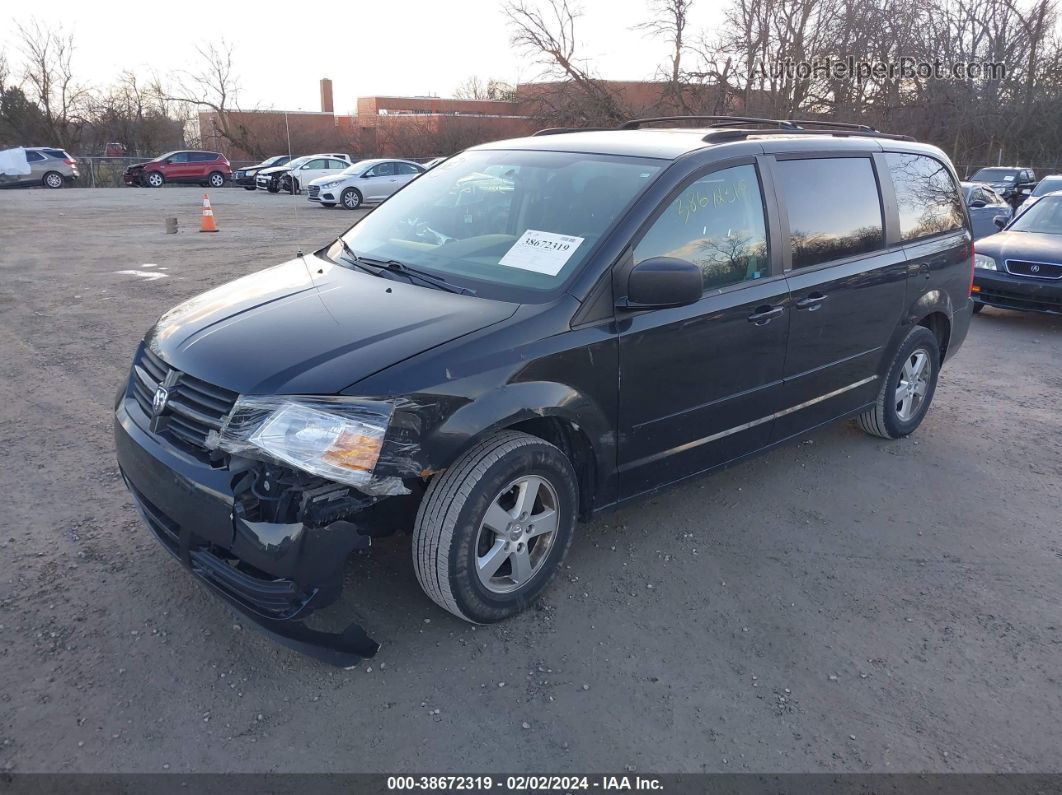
(329, 237, 400, 280)
(358, 256, 475, 295)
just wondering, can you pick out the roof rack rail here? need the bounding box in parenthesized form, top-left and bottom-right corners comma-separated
(531, 127, 611, 136)
(620, 115, 800, 130)
(700, 127, 914, 143)
(786, 119, 877, 132)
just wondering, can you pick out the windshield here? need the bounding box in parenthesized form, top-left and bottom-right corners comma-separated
(284, 156, 311, 169)
(338, 149, 664, 300)
(1008, 196, 1062, 233)
(264, 155, 289, 167)
(340, 161, 369, 176)
(971, 168, 1019, 182)
(1031, 177, 1062, 197)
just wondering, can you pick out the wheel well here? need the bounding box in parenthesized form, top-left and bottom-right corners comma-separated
(505, 416, 595, 521)
(917, 311, 951, 360)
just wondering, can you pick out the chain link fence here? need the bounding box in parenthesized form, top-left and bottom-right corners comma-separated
(73, 157, 261, 188)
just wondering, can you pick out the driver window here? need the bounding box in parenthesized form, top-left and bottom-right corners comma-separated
(633, 164, 769, 292)
(303, 159, 326, 169)
(374, 162, 397, 177)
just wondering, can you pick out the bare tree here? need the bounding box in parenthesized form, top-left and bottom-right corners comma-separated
(153, 41, 263, 158)
(14, 20, 89, 148)
(454, 76, 517, 100)
(504, 0, 627, 124)
(636, 0, 696, 112)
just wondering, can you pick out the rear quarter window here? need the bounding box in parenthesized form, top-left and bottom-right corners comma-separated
(886, 153, 965, 241)
(775, 157, 884, 268)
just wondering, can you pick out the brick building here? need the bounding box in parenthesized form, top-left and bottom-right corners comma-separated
(196, 78, 742, 162)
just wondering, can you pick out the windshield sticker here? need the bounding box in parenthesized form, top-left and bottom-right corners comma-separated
(498, 230, 585, 275)
(1002, 175, 1015, 181)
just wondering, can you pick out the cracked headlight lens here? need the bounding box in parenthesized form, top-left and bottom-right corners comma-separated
(249, 403, 385, 478)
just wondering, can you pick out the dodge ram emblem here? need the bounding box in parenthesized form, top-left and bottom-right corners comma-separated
(152, 386, 169, 415)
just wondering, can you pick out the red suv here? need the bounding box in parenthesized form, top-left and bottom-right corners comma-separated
(124, 151, 231, 188)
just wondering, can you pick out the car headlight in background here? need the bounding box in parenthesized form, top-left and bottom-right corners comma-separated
(207, 396, 412, 496)
(974, 253, 999, 270)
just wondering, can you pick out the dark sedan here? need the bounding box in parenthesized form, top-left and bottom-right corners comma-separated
(233, 155, 292, 190)
(973, 192, 1062, 315)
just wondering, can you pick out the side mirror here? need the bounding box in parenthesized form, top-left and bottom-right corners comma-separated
(993, 215, 1008, 229)
(969, 199, 986, 208)
(622, 257, 702, 310)
(163, 159, 172, 165)
(361, 172, 372, 178)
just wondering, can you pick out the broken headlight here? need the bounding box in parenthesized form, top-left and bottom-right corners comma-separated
(207, 396, 413, 496)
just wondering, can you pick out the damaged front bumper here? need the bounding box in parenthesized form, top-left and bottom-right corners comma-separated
(114, 404, 382, 666)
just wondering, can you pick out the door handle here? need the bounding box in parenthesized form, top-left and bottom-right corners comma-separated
(747, 305, 784, 325)
(795, 292, 828, 310)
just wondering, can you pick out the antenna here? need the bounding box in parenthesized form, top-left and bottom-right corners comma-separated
(284, 111, 305, 258)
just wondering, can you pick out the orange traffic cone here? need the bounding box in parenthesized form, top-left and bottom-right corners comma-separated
(199, 193, 219, 233)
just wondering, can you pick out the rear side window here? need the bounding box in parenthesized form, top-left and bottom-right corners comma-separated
(190, 152, 216, 162)
(396, 162, 422, 175)
(886, 153, 964, 241)
(43, 148, 68, 159)
(776, 157, 884, 268)
(634, 163, 769, 292)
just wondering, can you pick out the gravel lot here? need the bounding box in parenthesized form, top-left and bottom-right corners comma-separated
(1, 187, 1060, 774)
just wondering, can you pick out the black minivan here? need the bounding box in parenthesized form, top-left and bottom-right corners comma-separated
(114, 117, 974, 664)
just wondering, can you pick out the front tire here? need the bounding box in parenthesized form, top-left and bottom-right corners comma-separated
(972, 302, 985, 314)
(43, 171, 64, 189)
(144, 171, 164, 188)
(266, 179, 279, 194)
(243, 185, 256, 191)
(858, 326, 940, 439)
(341, 187, 362, 210)
(413, 431, 577, 623)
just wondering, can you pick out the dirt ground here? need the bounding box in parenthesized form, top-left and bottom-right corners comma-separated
(0, 187, 1060, 774)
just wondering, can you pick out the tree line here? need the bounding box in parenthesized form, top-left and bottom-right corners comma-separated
(4, 0, 1061, 170)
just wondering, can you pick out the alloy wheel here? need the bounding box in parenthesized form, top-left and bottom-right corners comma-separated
(895, 349, 931, 422)
(474, 476, 560, 594)
(45, 172, 63, 188)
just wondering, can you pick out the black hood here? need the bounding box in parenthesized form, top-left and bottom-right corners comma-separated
(975, 230, 1062, 265)
(145, 257, 518, 395)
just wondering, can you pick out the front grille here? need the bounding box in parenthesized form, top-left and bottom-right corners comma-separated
(308, 185, 320, 198)
(1006, 260, 1062, 279)
(130, 346, 238, 453)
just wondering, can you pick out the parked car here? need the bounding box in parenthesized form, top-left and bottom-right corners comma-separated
(961, 181, 1011, 239)
(233, 155, 292, 190)
(1009, 173, 1062, 219)
(114, 118, 973, 663)
(0, 146, 79, 188)
(255, 153, 352, 194)
(972, 191, 1062, 315)
(967, 166, 1037, 208)
(307, 159, 424, 209)
(123, 151, 231, 188)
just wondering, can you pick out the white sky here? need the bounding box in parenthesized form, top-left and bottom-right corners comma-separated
(2, 0, 725, 113)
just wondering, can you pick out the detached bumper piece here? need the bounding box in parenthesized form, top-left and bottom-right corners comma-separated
(124, 475, 379, 664)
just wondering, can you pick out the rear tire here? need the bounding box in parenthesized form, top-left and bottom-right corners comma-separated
(413, 431, 577, 624)
(208, 171, 225, 188)
(243, 185, 256, 191)
(43, 171, 64, 189)
(858, 326, 940, 439)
